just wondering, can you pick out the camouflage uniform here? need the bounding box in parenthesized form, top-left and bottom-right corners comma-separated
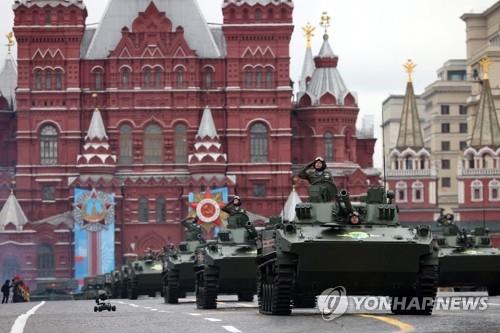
(298, 165, 337, 203)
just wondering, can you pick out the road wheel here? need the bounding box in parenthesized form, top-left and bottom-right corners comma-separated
(164, 270, 180, 304)
(196, 265, 218, 309)
(112, 305, 116, 312)
(127, 279, 138, 300)
(93, 306, 98, 312)
(258, 259, 294, 315)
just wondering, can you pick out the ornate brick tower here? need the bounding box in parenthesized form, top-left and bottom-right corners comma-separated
(456, 57, 500, 245)
(386, 60, 439, 224)
(222, 0, 295, 212)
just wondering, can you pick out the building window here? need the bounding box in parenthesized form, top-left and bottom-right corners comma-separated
(154, 68, 162, 88)
(250, 122, 268, 163)
(175, 68, 185, 88)
(138, 197, 149, 223)
(255, 8, 262, 22)
(441, 141, 450, 151)
(459, 105, 467, 115)
(441, 123, 450, 133)
(420, 158, 426, 169)
(42, 185, 55, 201)
(156, 197, 166, 223)
(460, 141, 467, 151)
(441, 105, 450, 115)
(121, 68, 130, 89)
(143, 68, 151, 88)
(2, 257, 20, 282)
(489, 180, 500, 201)
(174, 123, 188, 164)
(34, 70, 42, 90)
(119, 124, 133, 164)
(255, 67, 263, 88)
(93, 70, 103, 90)
(55, 69, 63, 90)
(442, 177, 451, 188)
(203, 67, 213, 89)
(253, 183, 266, 197)
(442, 159, 450, 170)
(405, 157, 413, 170)
(144, 124, 163, 164)
(459, 123, 468, 133)
(244, 68, 253, 88)
(324, 132, 334, 162)
(412, 181, 424, 202)
(265, 67, 274, 88)
(471, 180, 482, 202)
(40, 125, 58, 165)
(37, 244, 54, 278)
(447, 70, 466, 81)
(45, 70, 52, 90)
(396, 182, 407, 203)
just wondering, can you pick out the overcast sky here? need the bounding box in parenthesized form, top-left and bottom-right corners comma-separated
(0, 0, 495, 167)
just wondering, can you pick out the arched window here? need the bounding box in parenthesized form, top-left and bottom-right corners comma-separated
(174, 123, 188, 164)
(2, 257, 19, 282)
(250, 122, 268, 163)
(44, 10, 51, 25)
(143, 68, 151, 88)
(138, 197, 149, 223)
(40, 125, 58, 165)
(55, 69, 63, 90)
(468, 156, 475, 169)
(265, 67, 274, 88)
(420, 157, 426, 170)
(324, 132, 334, 162)
(255, 67, 263, 88)
(471, 180, 483, 202)
(34, 69, 42, 90)
(396, 182, 407, 203)
(45, 70, 52, 90)
(154, 68, 162, 88)
(156, 197, 166, 223)
(405, 157, 413, 170)
(412, 181, 424, 202)
(203, 67, 213, 89)
(175, 67, 185, 88)
(121, 68, 130, 89)
(37, 244, 54, 278)
(144, 124, 163, 164)
(255, 9, 262, 22)
(119, 124, 133, 164)
(489, 180, 500, 201)
(244, 68, 253, 88)
(93, 69, 103, 90)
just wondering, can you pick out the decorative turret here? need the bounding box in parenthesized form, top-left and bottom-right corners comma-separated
(76, 107, 116, 173)
(395, 60, 425, 151)
(189, 107, 227, 175)
(0, 190, 28, 231)
(299, 12, 356, 106)
(469, 57, 500, 149)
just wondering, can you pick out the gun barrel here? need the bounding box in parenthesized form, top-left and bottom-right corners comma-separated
(245, 221, 257, 238)
(338, 189, 354, 213)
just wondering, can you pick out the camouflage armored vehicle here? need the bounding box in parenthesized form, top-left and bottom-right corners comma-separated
(435, 214, 500, 296)
(82, 275, 107, 299)
(257, 185, 438, 315)
(195, 197, 258, 309)
(127, 250, 163, 299)
(110, 267, 128, 298)
(30, 279, 77, 301)
(162, 218, 206, 304)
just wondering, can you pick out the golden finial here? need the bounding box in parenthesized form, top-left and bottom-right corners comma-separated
(403, 59, 417, 83)
(479, 57, 492, 80)
(6, 32, 15, 55)
(320, 11, 331, 36)
(302, 23, 316, 49)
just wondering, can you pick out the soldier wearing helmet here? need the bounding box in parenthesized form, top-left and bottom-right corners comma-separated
(298, 157, 337, 202)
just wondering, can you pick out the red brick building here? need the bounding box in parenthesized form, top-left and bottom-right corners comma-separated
(386, 64, 440, 224)
(0, 0, 378, 286)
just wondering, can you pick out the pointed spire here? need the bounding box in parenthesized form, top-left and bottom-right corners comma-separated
(318, 34, 335, 58)
(196, 106, 218, 139)
(470, 58, 500, 148)
(85, 108, 108, 141)
(0, 50, 18, 110)
(281, 186, 303, 222)
(299, 46, 315, 92)
(396, 60, 424, 150)
(0, 191, 29, 231)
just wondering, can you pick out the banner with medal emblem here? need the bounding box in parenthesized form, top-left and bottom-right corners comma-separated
(73, 188, 115, 289)
(188, 187, 228, 238)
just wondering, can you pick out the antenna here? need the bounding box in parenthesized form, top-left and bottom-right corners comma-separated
(381, 105, 387, 192)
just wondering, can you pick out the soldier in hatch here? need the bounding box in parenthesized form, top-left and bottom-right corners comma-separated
(222, 196, 249, 229)
(298, 156, 337, 203)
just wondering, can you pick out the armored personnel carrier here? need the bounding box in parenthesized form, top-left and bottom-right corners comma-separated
(30, 279, 77, 301)
(195, 205, 258, 309)
(82, 276, 106, 300)
(127, 251, 163, 299)
(162, 218, 206, 304)
(257, 186, 438, 315)
(435, 214, 500, 295)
